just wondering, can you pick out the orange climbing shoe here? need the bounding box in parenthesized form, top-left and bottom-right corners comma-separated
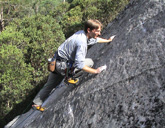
(67, 78, 79, 84)
(32, 105, 46, 112)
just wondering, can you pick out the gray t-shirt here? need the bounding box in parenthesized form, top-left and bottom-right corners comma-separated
(58, 30, 97, 69)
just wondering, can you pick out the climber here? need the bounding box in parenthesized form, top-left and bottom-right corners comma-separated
(32, 19, 115, 111)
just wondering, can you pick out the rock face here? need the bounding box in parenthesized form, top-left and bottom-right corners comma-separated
(6, 0, 165, 128)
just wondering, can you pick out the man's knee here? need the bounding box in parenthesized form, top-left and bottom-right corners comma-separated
(85, 58, 94, 67)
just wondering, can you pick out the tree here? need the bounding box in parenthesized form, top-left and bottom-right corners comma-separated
(0, 44, 34, 120)
(61, 5, 83, 37)
(0, 14, 65, 126)
(52, 0, 129, 38)
(1, 14, 65, 85)
(0, 5, 4, 32)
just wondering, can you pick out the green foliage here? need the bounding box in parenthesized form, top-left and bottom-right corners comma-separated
(51, 2, 70, 22)
(0, 44, 34, 118)
(0, 0, 62, 29)
(61, 5, 83, 37)
(0, 25, 30, 50)
(95, 0, 130, 25)
(39, 0, 62, 15)
(52, 0, 129, 38)
(1, 0, 34, 26)
(10, 15, 65, 84)
(0, 15, 65, 123)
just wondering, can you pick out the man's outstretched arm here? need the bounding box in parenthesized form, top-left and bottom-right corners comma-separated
(82, 65, 102, 74)
(97, 35, 116, 43)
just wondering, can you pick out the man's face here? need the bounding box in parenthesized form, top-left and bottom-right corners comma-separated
(88, 26, 101, 39)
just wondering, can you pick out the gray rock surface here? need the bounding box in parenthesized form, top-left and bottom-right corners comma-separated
(5, 0, 165, 127)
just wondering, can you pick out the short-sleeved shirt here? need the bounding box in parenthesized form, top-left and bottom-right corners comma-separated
(58, 30, 97, 69)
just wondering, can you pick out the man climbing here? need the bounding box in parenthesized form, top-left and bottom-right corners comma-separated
(32, 19, 115, 111)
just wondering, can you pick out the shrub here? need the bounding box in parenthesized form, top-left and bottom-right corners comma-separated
(0, 44, 34, 119)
